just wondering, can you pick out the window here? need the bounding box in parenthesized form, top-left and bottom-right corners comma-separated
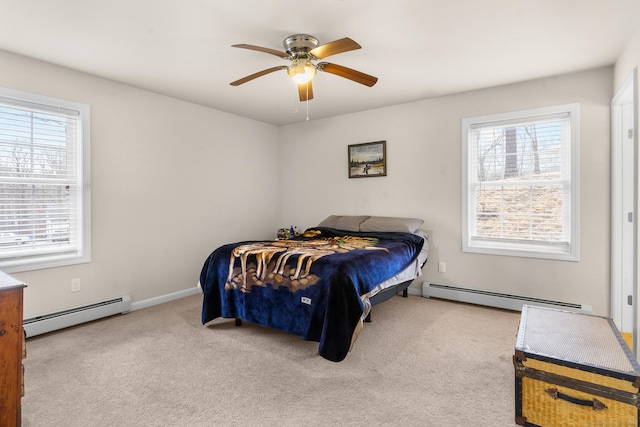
(462, 104, 579, 261)
(0, 88, 90, 273)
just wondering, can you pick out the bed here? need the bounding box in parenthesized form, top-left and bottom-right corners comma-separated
(199, 215, 429, 362)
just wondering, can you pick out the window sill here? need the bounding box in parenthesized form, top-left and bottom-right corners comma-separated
(463, 241, 579, 262)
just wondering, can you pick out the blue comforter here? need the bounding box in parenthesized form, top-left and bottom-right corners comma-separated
(200, 227, 424, 362)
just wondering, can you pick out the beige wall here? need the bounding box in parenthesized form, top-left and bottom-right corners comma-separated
(279, 67, 613, 315)
(0, 50, 280, 318)
(0, 47, 616, 319)
(615, 27, 640, 91)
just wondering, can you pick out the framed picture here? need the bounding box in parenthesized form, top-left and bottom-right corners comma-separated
(348, 140, 387, 178)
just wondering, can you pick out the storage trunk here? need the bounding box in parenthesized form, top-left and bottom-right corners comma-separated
(514, 305, 640, 426)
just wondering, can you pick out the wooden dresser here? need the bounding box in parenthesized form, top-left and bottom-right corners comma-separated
(0, 271, 26, 427)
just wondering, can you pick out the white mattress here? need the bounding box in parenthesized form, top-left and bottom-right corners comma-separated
(371, 229, 429, 293)
(360, 230, 429, 318)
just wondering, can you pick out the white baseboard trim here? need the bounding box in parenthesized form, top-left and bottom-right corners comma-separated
(130, 286, 200, 312)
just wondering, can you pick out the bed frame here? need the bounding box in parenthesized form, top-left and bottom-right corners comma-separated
(370, 280, 411, 305)
(365, 252, 428, 321)
(364, 279, 412, 322)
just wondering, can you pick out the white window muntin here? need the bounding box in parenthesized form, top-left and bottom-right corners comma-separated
(0, 87, 90, 272)
(462, 103, 580, 261)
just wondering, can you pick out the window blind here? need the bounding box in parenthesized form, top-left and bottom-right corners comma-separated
(462, 104, 579, 261)
(0, 90, 89, 271)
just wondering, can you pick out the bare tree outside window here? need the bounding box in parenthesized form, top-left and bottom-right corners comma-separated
(463, 104, 578, 261)
(0, 88, 89, 272)
(1, 110, 72, 246)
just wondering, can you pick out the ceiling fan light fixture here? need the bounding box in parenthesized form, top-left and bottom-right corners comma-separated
(230, 34, 377, 102)
(287, 59, 316, 84)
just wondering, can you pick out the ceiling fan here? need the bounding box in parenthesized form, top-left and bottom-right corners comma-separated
(229, 34, 378, 102)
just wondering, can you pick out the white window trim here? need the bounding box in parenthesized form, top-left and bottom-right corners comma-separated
(461, 103, 580, 261)
(0, 87, 91, 273)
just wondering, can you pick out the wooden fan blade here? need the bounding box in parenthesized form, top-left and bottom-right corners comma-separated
(298, 81, 314, 101)
(232, 44, 290, 59)
(230, 66, 288, 86)
(309, 37, 361, 59)
(317, 62, 378, 87)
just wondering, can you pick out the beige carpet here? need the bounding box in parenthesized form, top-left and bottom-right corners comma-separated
(22, 294, 521, 426)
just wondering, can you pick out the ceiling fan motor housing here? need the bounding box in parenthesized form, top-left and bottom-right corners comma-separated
(283, 34, 319, 58)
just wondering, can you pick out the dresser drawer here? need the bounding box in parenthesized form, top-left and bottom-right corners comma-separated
(0, 271, 26, 427)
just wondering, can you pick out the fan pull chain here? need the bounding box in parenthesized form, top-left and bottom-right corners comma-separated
(292, 89, 298, 115)
(291, 84, 310, 121)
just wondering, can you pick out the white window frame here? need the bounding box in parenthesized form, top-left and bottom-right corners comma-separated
(0, 87, 91, 273)
(461, 103, 580, 261)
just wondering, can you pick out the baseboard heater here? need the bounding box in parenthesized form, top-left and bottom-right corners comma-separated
(23, 295, 131, 338)
(422, 283, 592, 314)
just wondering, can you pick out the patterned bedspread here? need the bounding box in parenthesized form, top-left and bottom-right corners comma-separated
(200, 227, 424, 361)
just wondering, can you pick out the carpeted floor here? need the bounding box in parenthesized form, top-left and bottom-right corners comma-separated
(22, 294, 521, 426)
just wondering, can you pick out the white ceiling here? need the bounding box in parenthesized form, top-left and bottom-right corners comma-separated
(0, 1, 638, 126)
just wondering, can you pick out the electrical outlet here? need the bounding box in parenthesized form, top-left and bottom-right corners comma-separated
(71, 278, 81, 292)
